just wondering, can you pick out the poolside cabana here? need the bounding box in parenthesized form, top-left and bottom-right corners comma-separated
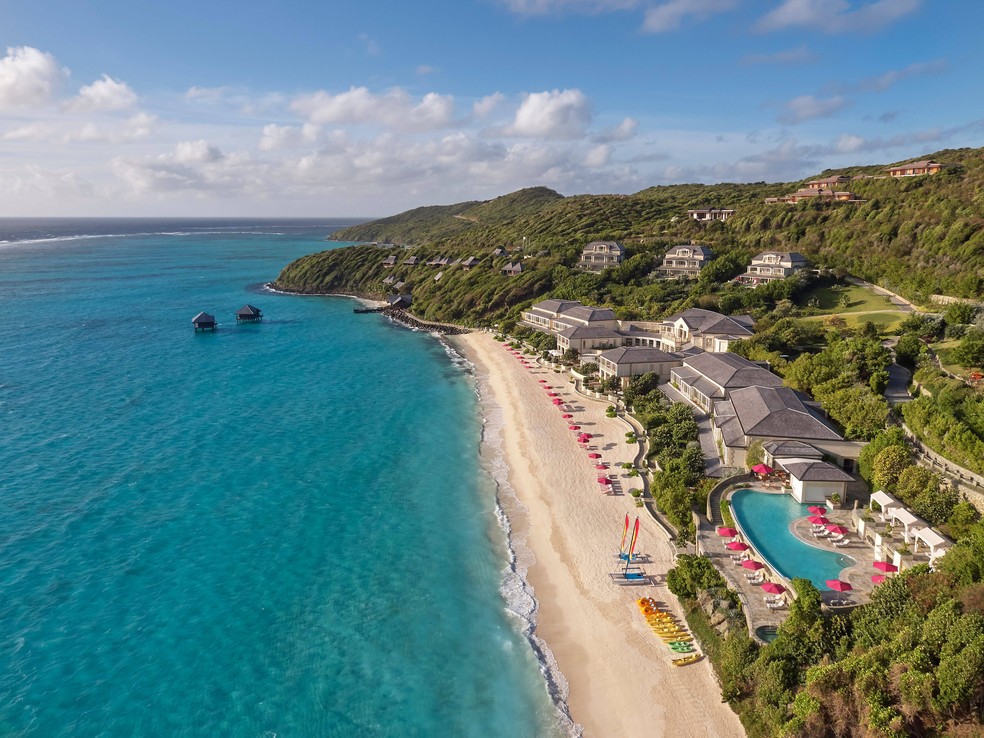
(913, 527, 950, 558)
(870, 491, 901, 521)
(888, 507, 923, 541)
(778, 458, 853, 504)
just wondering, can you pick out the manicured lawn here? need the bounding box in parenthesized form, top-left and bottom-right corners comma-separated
(800, 310, 905, 335)
(798, 283, 898, 313)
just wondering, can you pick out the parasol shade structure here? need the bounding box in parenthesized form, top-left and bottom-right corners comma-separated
(808, 505, 826, 515)
(751, 464, 773, 475)
(873, 561, 898, 572)
(597, 477, 611, 485)
(741, 560, 765, 571)
(587, 452, 602, 459)
(826, 524, 850, 535)
(716, 527, 738, 537)
(826, 580, 853, 592)
(871, 574, 886, 584)
(568, 425, 581, 430)
(808, 516, 830, 525)
(562, 413, 574, 419)
(552, 399, 564, 405)
(760, 582, 786, 595)
(595, 464, 608, 470)
(726, 541, 750, 551)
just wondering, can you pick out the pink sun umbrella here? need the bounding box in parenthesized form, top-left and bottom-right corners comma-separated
(741, 560, 765, 571)
(761, 582, 786, 595)
(568, 425, 581, 430)
(826, 580, 853, 592)
(726, 541, 750, 551)
(717, 526, 738, 537)
(561, 413, 574, 419)
(595, 463, 608, 470)
(547, 392, 558, 397)
(808, 516, 830, 525)
(807, 505, 826, 515)
(826, 524, 850, 535)
(552, 399, 564, 405)
(597, 477, 611, 485)
(538, 379, 547, 383)
(580, 433, 592, 440)
(873, 561, 898, 573)
(587, 452, 602, 459)
(871, 574, 887, 584)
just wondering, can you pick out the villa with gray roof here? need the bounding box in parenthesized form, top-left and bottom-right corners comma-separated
(687, 207, 734, 222)
(670, 352, 783, 411)
(651, 308, 754, 352)
(597, 346, 683, 387)
(712, 385, 862, 470)
(556, 325, 623, 354)
(578, 241, 625, 272)
(501, 261, 524, 276)
(776, 457, 854, 504)
(737, 251, 809, 286)
(656, 244, 714, 279)
(520, 299, 619, 335)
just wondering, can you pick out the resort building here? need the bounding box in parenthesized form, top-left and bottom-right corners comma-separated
(493, 248, 508, 257)
(645, 308, 754, 352)
(382, 255, 397, 267)
(805, 175, 852, 189)
(737, 251, 809, 286)
(712, 385, 862, 470)
(403, 255, 419, 266)
(501, 261, 524, 276)
(656, 244, 714, 279)
(597, 346, 683, 387)
(687, 207, 734, 223)
(578, 241, 625, 272)
(556, 326, 623, 355)
(765, 188, 863, 205)
(776, 458, 854, 504)
(520, 300, 620, 334)
(886, 160, 942, 177)
(461, 257, 481, 270)
(670, 352, 783, 411)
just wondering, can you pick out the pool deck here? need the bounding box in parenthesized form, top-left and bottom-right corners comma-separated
(700, 485, 888, 641)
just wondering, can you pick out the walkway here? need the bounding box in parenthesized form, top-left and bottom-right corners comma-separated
(658, 381, 725, 478)
(884, 362, 912, 406)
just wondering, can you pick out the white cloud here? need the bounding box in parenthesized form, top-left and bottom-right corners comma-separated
(497, 0, 638, 15)
(742, 46, 818, 65)
(0, 46, 67, 109)
(642, 0, 736, 32)
(778, 94, 849, 124)
(584, 144, 611, 167)
(173, 140, 224, 164)
(358, 33, 381, 55)
(1, 111, 158, 144)
(258, 123, 321, 151)
(416, 64, 438, 75)
(855, 59, 946, 92)
(595, 117, 638, 142)
(757, 0, 921, 33)
(67, 74, 137, 112)
(290, 86, 456, 131)
(185, 86, 231, 103)
(473, 93, 505, 118)
(505, 89, 591, 139)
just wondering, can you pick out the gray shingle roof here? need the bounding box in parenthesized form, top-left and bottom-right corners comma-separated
(598, 346, 679, 365)
(665, 308, 754, 336)
(779, 458, 853, 482)
(531, 299, 583, 314)
(724, 386, 844, 441)
(563, 306, 617, 322)
(558, 326, 622, 340)
(681, 352, 782, 390)
(763, 440, 823, 459)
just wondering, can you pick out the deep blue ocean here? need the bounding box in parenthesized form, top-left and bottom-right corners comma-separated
(0, 219, 566, 737)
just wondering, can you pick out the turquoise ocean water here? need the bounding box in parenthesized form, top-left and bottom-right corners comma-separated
(0, 220, 567, 738)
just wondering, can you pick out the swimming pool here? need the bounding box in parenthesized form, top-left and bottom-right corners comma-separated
(730, 489, 855, 591)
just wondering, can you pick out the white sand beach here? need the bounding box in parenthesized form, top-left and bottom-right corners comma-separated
(453, 332, 745, 738)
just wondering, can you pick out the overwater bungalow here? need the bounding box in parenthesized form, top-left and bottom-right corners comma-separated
(192, 311, 216, 331)
(235, 304, 262, 322)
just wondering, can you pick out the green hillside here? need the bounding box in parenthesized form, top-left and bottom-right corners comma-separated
(275, 146, 984, 324)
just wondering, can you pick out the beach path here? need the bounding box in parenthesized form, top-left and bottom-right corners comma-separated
(455, 333, 745, 738)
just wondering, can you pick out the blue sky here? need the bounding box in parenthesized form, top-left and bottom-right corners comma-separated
(1, 0, 982, 216)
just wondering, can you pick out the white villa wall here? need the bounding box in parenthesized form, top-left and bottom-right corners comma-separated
(790, 479, 846, 504)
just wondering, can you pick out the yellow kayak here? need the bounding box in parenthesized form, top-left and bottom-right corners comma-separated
(672, 654, 703, 666)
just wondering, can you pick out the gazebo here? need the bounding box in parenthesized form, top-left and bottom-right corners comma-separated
(913, 527, 951, 559)
(888, 507, 923, 541)
(870, 491, 901, 521)
(192, 311, 216, 331)
(235, 304, 262, 322)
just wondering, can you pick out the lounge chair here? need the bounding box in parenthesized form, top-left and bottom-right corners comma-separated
(767, 601, 787, 610)
(833, 539, 851, 547)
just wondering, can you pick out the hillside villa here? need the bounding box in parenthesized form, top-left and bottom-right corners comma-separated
(886, 160, 942, 177)
(765, 187, 863, 205)
(670, 351, 783, 411)
(656, 244, 714, 279)
(737, 251, 809, 285)
(687, 207, 734, 222)
(578, 241, 625, 272)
